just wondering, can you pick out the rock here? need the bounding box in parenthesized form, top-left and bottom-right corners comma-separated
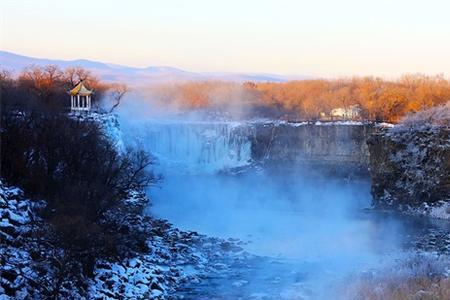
(251, 123, 373, 176)
(368, 126, 450, 209)
(151, 281, 164, 291)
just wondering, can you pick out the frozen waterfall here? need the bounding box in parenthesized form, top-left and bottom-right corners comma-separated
(128, 121, 253, 173)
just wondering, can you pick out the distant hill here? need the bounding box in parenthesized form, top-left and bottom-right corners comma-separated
(0, 50, 310, 87)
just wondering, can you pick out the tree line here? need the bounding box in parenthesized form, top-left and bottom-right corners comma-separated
(149, 74, 450, 122)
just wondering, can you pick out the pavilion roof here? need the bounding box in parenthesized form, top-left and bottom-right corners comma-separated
(69, 81, 93, 96)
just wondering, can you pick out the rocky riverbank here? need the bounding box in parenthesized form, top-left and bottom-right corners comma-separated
(0, 180, 250, 299)
(368, 123, 450, 217)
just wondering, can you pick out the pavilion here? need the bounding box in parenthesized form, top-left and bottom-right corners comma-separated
(69, 81, 93, 112)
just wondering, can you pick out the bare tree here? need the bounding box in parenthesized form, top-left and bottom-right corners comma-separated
(18, 65, 65, 108)
(108, 83, 129, 113)
(63, 67, 92, 86)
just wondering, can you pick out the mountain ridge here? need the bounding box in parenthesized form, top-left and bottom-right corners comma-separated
(0, 50, 310, 86)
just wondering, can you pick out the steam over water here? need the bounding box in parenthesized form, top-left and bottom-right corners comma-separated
(125, 120, 443, 299)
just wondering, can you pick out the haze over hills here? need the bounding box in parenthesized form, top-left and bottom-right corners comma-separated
(0, 51, 310, 86)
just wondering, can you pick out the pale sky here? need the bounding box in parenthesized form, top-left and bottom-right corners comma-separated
(1, 0, 449, 77)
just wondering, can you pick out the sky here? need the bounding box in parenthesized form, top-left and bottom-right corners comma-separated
(1, 0, 449, 77)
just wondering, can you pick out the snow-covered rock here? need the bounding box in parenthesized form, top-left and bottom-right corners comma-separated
(0, 181, 45, 299)
(69, 112, 125, 152)
(368, 124, 450, 212)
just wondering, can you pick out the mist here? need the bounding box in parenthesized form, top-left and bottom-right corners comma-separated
(149, 171, 390, 258)
(113, 81, 278, 124)
(113, 99, 428, 298)
(145, 164, 409, 298)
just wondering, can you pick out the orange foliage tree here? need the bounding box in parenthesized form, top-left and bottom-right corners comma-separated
(154, 74, 450, 122)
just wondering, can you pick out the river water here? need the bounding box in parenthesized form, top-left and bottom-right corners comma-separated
(137, 121, 450, 299)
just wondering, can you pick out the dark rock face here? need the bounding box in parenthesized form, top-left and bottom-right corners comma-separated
(367, 126, 450, 208)
(251, 124, 373, 175)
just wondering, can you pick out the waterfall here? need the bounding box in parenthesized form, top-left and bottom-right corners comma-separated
(123, 120, 372, 175)
(130, 121, 253, 173)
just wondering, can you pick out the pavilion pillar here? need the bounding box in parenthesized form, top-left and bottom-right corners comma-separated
(69, 83, 93, 112)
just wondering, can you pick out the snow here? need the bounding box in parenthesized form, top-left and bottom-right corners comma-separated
(0, 220, 13, 228)
(90, 258, 167, 299)
(0, 182, 32, 234)
(375, 122, 394, 128)
(314, 120, 364, 126)
(374, 111, 450, 214)
(428, 202, 450, 219)
(69, 112, 125, 153)
(383, 124, 450, 206)
(250, 119, 365, 126)
(405, 201, 450, 220)
(0, 181, 43, 299)
(398, 102, 450, 129)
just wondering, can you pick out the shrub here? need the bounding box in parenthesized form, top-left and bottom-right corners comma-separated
(398, 101, 450, 129)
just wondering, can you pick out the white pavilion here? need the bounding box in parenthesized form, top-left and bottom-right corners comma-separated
(69, 81, 93, 112)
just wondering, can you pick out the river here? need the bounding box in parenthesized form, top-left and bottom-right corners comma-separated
(134, 121, 450, 299)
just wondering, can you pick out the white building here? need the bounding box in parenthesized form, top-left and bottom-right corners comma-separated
(69, 81, 93, 112)
(330, 105, 361, 119)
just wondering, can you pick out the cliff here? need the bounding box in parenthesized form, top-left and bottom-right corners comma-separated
(251, 122, 373, 175)
(368, 125, 450, 211)
(70, 112, 125, 152)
